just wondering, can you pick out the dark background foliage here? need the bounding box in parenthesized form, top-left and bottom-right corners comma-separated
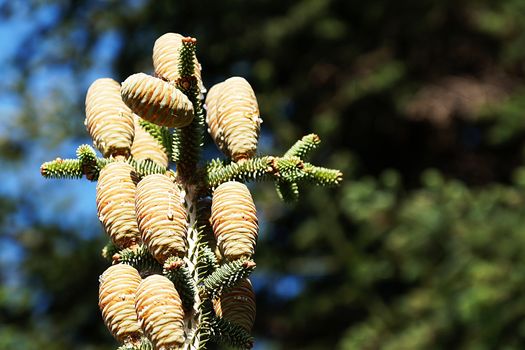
(2, 0, 525, 349)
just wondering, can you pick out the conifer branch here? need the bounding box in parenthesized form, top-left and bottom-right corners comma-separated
(197, 245, 219, 281)
(41, 145, 108, 181)
(114, 245, 162, 276)
(275, 180, 300, 202)
(205, 154, 342, 191)
(302, 163, 343, 186)
(178, 37, 197, 84)
(210, 316, 254, 349)
(77, 144, 110, 180)
(130, 159, 167, 178)
(201, 258, 256, 298)
(205, 156, 275, 190)
(138, 119, 173, 156)
(76, 144, 97, 164)
(175, 38, 205, 181)
(284, 133, 321, 159)
(101, 241, 119, 261)
(197, 300, 215, 350)
(275, 156, 306, 181)
(40, 158, 83, 179)
(164, 257, 197, 312)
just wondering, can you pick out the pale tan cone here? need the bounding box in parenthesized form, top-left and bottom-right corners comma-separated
(198, 197, 222, 261)
(135, 275, 185, 350)
(204, 82, 226, 152)
(131, 115, 169, 168)
(135, 174, 187, 264)
(121, 73, 194, 128)
(96, 161, 141, 249)
(99, 264, 143, 344)
(153, 32, 205, 94)
(210, 181, 258, 260)
(205, 77, 261, 162)
(214, 278, 256, 331)
(85, 78, 135, 157)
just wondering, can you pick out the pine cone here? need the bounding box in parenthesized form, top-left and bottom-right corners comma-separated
(211, 181, 258, 260)
(96, 161, 141, 249)
(204, 82, 225, 151)
(99, 264, 143, 344)
(214, 278, 256, 331)
(85, 78, 135, 157)
(205, 77, 261, 162)
(135, 174, 187, 263)
(131, 115, 169, 168)
(135, 275, 185, 349)
(153, 32, 204, 91)
(121, 73, 194, 128)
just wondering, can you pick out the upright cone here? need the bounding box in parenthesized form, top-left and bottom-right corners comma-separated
(121, 73, 194, 128)
(135, 275, 185, 350)
(131, 115, 169, 168)
(99, 264, 143, 344)
(204, 82, 225, 152)
(214, 278, 256, 331)
(205, 77, 261, 162)
(96, 161, 141, 249)
(153, 32, 203, 84)
(85, 78, 135, 157)
(135, 174, 187, 263)
(211, 181, 258, 260)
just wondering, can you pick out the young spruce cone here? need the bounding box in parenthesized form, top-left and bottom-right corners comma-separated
(135, 174, 187, 263)
(121, 73, 194, 128)
(85, 78, 135, 157)
(131, 115, 169, 168)
(204, 82, 225, 151)
(135, 275, 185, 350)
(153, 32, 203, 86)
(96, 161, 141, 249)
(214, 278, 256, 331)
(211, 181, 258, 260)
(99, 264, 143, 345)
(205, 77, 261, 162)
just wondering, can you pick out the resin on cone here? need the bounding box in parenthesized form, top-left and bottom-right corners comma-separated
(213, 278, 256, 331)
(135, 275, 185, 350)
(135, 174, 187, 263)
(205, 77, 261, 161)
(99, 264, 143, 345)
(121, 73, 194, 128)
(85, 78, 135, 157)
(211, 181, 258, 260)
(96, 161, 141, 249)
(131, 115, 169, 168)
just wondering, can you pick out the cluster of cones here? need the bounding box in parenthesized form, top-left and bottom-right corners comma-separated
(82, 32, 262, 349)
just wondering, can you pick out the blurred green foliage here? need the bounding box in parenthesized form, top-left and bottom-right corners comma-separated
(3, 0, 525, 349)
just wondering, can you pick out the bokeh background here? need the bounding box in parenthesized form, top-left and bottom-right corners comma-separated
(2, 0, 525, 349)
